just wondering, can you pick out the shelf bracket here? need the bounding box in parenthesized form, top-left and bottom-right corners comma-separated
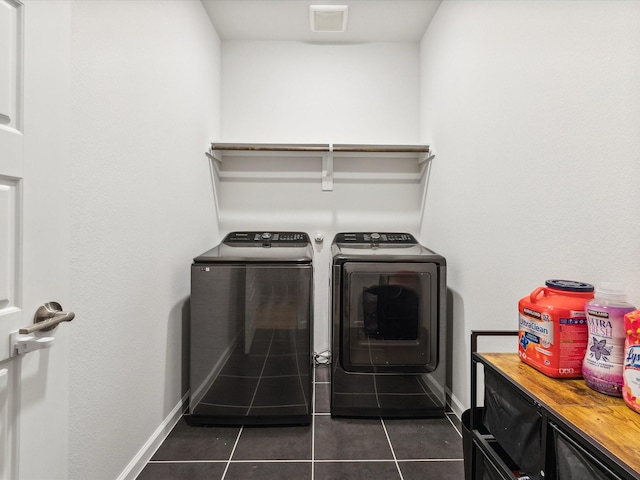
(417, 150, 434, 165)
(321, 144, 334, 191)
(205, 150, 221, 224)
(207, 149, 223, 163)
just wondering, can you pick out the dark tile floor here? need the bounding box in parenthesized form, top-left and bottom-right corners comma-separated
(137, 365, 464, 480)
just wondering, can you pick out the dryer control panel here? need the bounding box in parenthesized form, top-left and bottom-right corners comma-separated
(223, 231, 310, 247)
(334, 232, 417, 245)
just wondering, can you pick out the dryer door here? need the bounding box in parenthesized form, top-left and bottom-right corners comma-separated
(341, 262, 439, 373)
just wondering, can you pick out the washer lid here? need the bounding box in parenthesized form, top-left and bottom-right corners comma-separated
(333, 232, 417, 246)
(223, 231, 310, 247)
(331, 232, 445, 264)
(194, 231, 313, 264)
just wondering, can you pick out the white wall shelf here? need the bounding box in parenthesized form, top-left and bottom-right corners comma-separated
(206, 142, 435, 232)
(208, 142, 433, 192)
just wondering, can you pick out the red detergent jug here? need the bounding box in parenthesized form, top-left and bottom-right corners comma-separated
(518, 280, 594, 378)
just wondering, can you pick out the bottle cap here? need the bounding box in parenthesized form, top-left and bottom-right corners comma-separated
(595, 282, 627, 302)
(545, 279, 594, 292)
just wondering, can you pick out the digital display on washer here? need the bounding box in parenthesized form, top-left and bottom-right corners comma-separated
(223, 231, 309, 246)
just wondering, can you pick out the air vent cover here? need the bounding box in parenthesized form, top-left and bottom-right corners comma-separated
(309, 5, 348, 33)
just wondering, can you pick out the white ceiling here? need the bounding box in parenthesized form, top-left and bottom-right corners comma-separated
(202, 0, 442, 43)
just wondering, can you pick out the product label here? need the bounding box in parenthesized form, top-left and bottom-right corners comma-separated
(626, 345, 640, 368)
(519, 299, 588, 377)
(623, 344, 640, 412)
(559, 317, 587, 325)
(522, 307, 542, 319)
(585, 308, 626, 365)
(586, 309, 613, 337)
(582, 305, 634, 395)
(519, 313, 553, 346)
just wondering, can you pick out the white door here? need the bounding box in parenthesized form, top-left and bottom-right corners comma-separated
(0, 1, 71, 478)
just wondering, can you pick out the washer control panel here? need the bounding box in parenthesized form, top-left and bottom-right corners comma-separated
(223, 231, 309, 246)
(334, 232, 417, 245)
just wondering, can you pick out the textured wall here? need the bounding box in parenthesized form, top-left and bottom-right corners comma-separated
(68, 2, 221, 478)
(419, 0, 640, 414)
(219, 41, 423, 352)
(221, 41, 420, 144)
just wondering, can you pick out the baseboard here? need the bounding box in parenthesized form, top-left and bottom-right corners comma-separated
(448, 391, 465, 419)
(116, 391, 189, 480)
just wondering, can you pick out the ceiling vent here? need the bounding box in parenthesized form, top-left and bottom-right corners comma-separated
(309, 5, 349, 33)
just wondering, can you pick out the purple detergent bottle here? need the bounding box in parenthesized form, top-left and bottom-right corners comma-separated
(582, 282, 636, 396)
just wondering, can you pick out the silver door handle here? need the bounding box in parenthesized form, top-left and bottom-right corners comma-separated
(19, 302, 76, 334)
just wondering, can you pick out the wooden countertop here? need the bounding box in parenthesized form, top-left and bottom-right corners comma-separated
(478, 353, 640, 477)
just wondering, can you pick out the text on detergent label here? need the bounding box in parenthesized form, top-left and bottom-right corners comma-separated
(626, 346, 640, 368)
(522, 308, 542, 320)
(587, 309, 610, 319)
(586, 315, 613, 337)
(519, 314, 553, 343)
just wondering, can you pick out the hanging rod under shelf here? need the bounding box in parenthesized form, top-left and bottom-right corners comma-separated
(210, 143, 328, 153)
(210, 142, 430, 155)
(332, 144, 429, 154)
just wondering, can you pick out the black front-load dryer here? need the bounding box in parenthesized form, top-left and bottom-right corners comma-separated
(188, 231, 313, 426)
(330, 232, 447, 418)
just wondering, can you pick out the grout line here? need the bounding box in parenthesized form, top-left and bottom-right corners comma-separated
(215, 373, 309, 380)
(396, 458, 464, 463)
(147, 460, 229, 464)
(198, 401, 306, 409)
(147, 458, 464, 465)
(228, 459, 313, 464)
(313, 459, 406, 463)
(380, 418, 404, 480)
(219, 459, 463, 464)
(220, 426, 243, 480)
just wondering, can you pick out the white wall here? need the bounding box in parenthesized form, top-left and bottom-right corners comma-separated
(221, 41, 420, 144)
(419, 0, 640, 415)
(68, 2, 221, 479)
(220, 41, 423, 351)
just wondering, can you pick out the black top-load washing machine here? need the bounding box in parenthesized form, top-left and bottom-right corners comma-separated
(331, 232, 447, 418)
(188, 231, 313, 426)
